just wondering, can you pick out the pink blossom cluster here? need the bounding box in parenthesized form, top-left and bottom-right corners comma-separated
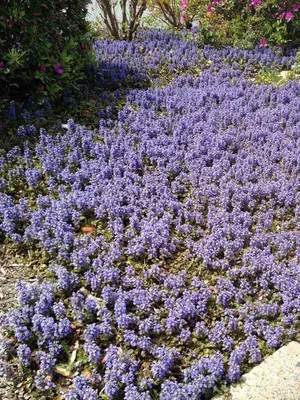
(208, 0, 300, 21)
(206, 0, 300, 46)
(251, 0, 262, 8)
(251, 0, 299, 21)
(207, 0, 224, 13)
(180, 0, 188, 22)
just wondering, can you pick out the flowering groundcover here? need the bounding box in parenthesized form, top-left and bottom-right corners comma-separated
(0, 31, 299, 399)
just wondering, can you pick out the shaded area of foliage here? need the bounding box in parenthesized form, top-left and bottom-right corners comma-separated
(0, 0, 93, 98)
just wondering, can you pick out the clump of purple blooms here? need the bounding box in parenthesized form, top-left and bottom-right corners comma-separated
(0, 30, 299, 399)
(94, 29, 204, 79)
(93, 29, 297, 83)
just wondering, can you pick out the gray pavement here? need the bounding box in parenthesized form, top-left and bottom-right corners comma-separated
(216, 341, 300, 400)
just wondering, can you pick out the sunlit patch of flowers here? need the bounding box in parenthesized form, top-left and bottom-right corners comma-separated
(0, 32, 299, 399)
(92, 29, 297, 88)
(93, 29, 204, 79)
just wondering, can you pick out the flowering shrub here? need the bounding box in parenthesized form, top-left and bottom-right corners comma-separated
(0, 0, 94, 99)
(146, 0, 300, 47)
(204, 0, 300, 47)
(0, 35, 299, 398)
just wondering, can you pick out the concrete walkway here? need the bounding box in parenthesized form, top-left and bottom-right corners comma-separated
(216, 341, 300, 400)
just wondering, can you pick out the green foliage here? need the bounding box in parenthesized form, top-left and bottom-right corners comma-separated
(292, 50, 300, 73)
(254, 68, 299, 86)
(219, 0, 300, 48)
(254, 69, 289, 85)
(187, 0, 300, 48)
(0, 0, 94, 100)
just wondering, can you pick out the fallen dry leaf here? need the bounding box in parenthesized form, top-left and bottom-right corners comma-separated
(55, 366, 73, 377)
(70, 341, 79, 364)
(81, 226, 96, 234)
(82, 368, 92, 380)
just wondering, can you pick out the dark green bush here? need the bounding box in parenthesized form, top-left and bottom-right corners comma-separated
(0, 0, 94, 99)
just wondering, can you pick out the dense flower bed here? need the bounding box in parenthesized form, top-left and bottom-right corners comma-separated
(94, 30, 204, 78)
(0, 32, 299, 399)
(202, 45, 297, 69)
(93, 30, 297, 82)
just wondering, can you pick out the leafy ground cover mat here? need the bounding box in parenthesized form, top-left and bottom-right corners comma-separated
(0, 31, 299, 400)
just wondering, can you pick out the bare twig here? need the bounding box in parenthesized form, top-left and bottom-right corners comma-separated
(150, 0, 182, 29)
(96, 0, 146, 40)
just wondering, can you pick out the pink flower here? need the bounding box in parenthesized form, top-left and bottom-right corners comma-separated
(285, 11, 293, 21)
(40, 65, 46, 73)
(0, 62, 4, 69)
(180, 12, 187, 22)
(40, 85, 45, 91)
(251, 0, 262, 7)
(180, 0, 188, 10)
(54, 62, 64, 74)
(207, 4, 213, 13)
(260, 38, 268, 47)
(292, 4, 299, 12)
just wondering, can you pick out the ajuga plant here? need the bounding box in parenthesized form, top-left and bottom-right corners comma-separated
(0, 36, 299, 398)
